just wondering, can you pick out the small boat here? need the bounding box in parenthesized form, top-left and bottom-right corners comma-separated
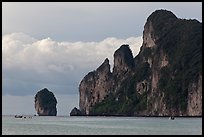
(14, 115, 23, 118)
(169, 116, 175, 120)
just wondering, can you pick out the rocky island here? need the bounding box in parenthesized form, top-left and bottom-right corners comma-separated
(34, 88, 57, 116)
(71, 9, 202, 116)
(70, 107, 83, 116)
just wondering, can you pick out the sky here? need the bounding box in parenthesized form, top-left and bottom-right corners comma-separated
(2, 2, 202, 116)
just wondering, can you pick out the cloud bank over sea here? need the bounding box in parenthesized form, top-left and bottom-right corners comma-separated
(2, 32, 142, 115)
(3, 32, 142, 96)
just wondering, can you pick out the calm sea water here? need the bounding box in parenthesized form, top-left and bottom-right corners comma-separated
(2, 115, 202, 135)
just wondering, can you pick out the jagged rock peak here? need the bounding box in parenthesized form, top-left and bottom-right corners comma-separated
(79, 58, 113, 115)
(113, 44, 134, 75)
(96, 58, 110, 73)
(104, 58, 109, 64)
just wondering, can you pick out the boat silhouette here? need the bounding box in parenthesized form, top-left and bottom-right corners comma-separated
(14, 115, 23, 118)
(169, 116, 175, 120)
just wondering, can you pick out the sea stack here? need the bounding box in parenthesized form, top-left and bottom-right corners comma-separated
(34, 88, 57, 116)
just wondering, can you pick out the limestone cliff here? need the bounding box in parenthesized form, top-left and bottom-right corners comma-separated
(34, 88, 57, 116)
(78, 9, 202, 116)
(79, 58, 113, 115)
(113, 45, 135, 78)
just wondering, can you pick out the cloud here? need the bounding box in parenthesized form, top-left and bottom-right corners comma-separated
(2, 32, 142, 96)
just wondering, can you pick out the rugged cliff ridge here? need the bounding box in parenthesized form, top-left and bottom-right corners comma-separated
(79, 58, 113, 115)
(35, 88, 57, 116)
(78, 9, 202, 116)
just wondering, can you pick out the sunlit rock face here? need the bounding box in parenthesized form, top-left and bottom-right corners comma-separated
(35, 88, 57, 116)
(79, 58, 113, 115)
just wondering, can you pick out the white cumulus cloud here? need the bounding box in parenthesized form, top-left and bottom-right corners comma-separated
(2, 32, 143, 95)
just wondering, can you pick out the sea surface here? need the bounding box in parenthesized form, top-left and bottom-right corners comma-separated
(2, 115, 202, 135)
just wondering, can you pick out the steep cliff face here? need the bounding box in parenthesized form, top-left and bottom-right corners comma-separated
(113, 45, 135, 78)
(138, 10, 178, 116)
(112, 45, 135, 94)
(78, 9, 202, 116)
(79, 45, 137, 116)
(187, 73, 202, 116)
(141, 10, 202, 116)
(35, 88, 57, 116)
(79, 58, 113, 115)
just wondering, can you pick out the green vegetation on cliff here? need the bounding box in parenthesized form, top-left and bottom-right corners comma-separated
(91, 62, 150, 116)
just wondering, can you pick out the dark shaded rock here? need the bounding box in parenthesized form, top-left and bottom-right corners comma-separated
(34, 88, 57, 116)
(70, 107, 83, 116)
(113, 44, 135, 77)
